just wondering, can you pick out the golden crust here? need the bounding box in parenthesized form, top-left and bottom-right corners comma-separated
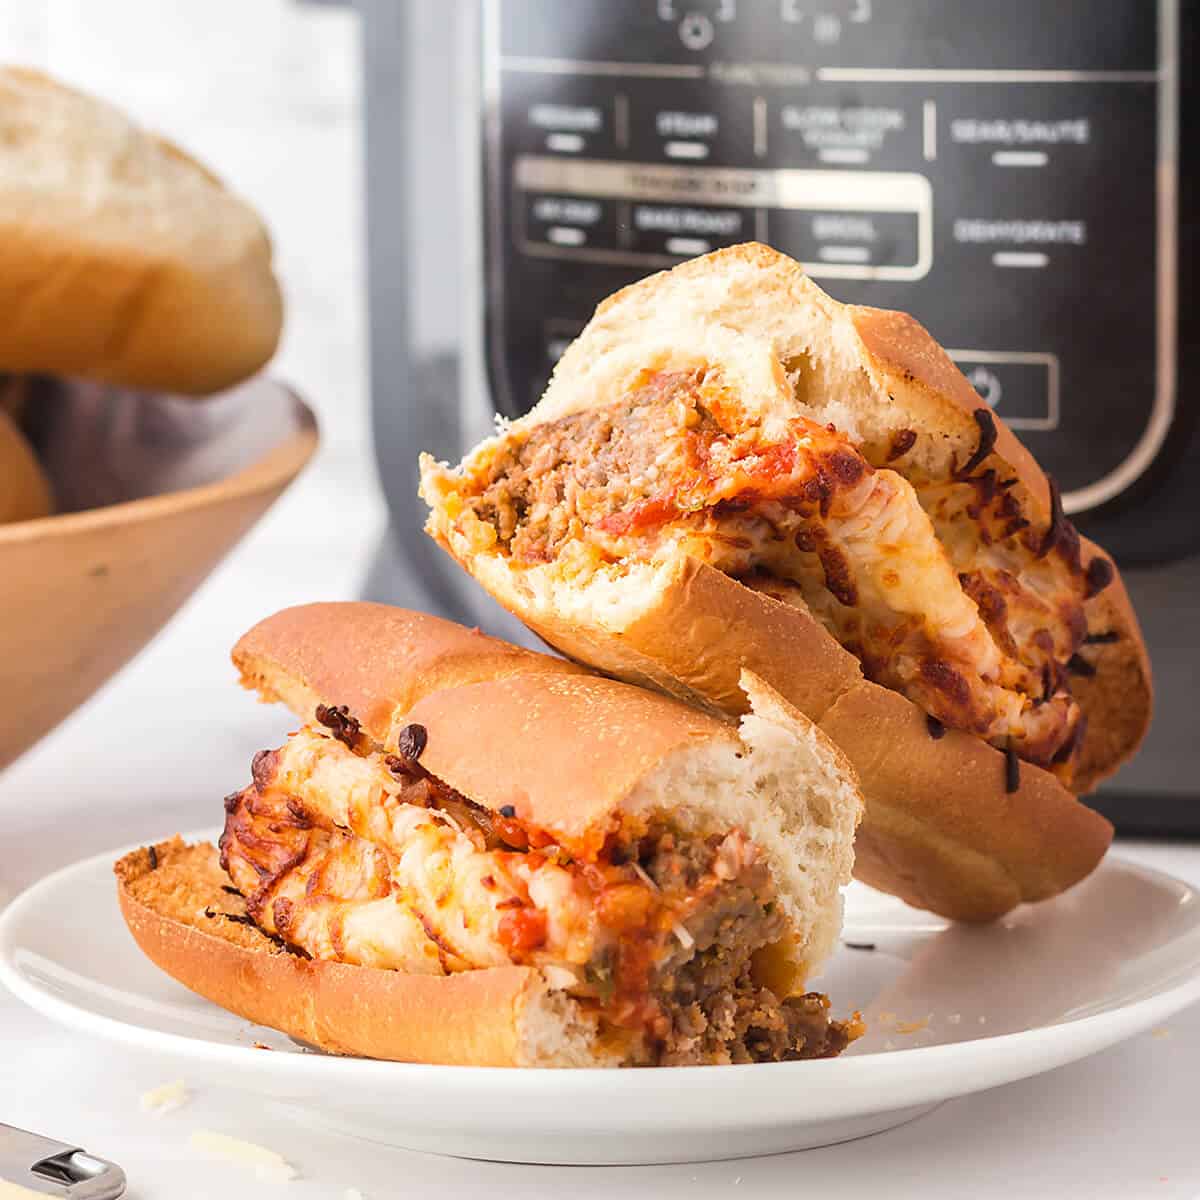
(115, 838, 544, 1065)
(817, 683, 1113, 921)
(847, 309, 1151, 782)
(233, 601, 589, 749)
(847, 304, 1052, 513)
(409, 669, 734, 851)
(517, 558, 865, 722)
(1070, 538, 1154, 792)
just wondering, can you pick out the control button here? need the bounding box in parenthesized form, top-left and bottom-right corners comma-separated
(813, 13, 842, 44)
(776, 100, 919, 168)
(771, 209, 920, 275)
(966, 365, 1003, 408)
(625, 92, 755, 167)
(950, 115, 1091, 173)
(527, 102, 605, 156)
(630, 203, 748, 257)
(954, 218, 1087, 273)
(949, 353, 1059, 431)
(656, 108, 720, 161)
(660, 0, 735, 49)
(779, 0, 871, 31)
(523, 194, 616, 254)
(679, 12, 715, 50)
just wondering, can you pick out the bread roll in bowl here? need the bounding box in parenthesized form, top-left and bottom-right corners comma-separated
(0, 68, 282, 395)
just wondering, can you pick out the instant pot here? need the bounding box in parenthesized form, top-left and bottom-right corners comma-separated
(359, 0, 1199, 832)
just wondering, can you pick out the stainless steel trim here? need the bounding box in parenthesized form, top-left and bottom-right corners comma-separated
(922, 99, 937, 160)
(614, 92, 630, 150)
(1064, 0, 1178, 512)
(0, 1123, 126, 1199)
(752, 95, 768, 157)
(817, 67, 1163, 84)
(502, 55, 704, 79)
(480, 0, 513, 419)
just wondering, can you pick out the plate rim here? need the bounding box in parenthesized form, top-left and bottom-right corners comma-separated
(3, 831, 1200, 1097)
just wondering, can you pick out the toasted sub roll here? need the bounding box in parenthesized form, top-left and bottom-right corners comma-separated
(117, 603, 864, 1067)
(420, 243, 1147, 921)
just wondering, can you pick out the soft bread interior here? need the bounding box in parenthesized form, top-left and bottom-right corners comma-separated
(515, 986, 616, 1067)
(627, 670, 860, 979)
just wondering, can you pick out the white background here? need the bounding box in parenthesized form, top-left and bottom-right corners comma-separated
(0, 3, 1198, 1197)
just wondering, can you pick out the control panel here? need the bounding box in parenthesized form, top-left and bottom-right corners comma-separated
(482, 0, 1175, 514)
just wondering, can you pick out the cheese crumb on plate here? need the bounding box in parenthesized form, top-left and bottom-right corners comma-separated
(189, 1129, 298, 1182)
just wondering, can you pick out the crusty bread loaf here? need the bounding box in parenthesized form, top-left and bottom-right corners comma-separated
(1070, 537, 1153, 790)
(117, 604, 863, 1065)
(0, 409, 52, 524)
(421, 244, 1141, 921)
(0, 68, 282, 394)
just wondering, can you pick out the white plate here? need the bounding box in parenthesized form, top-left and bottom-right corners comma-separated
(3, 835, 1200, 1166)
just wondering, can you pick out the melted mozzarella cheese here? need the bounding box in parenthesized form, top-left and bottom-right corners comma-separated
(230, 731, 601, 972)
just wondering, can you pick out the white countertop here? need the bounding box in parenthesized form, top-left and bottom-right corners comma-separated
(2, 3, 1199, 1197)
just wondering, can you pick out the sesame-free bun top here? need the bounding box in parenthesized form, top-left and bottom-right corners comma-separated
(0, 68, 283, 394)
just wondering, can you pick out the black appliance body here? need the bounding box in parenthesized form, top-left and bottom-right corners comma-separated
(361, 1, 1199, 832)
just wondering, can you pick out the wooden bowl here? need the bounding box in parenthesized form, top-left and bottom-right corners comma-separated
(0, 376, 318, 768)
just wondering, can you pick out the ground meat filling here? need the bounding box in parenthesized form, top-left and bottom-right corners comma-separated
(461, 369, 1102, 777)
(219, 728, 851, 1065)
(471, 370, 713, 564)
(655, 893, 856, 1065)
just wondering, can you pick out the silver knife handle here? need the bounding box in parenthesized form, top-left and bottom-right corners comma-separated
(0, 1123, 126, 1199)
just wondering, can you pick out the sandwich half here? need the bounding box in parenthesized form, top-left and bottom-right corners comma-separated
(116, 602, 863, 1067)
(420, 243, 1151, 922)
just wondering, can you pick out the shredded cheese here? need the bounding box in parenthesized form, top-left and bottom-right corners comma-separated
(541, 963, 579, 990)
(630, 861, 659, 891)
(188, 1129, 298, 1182)
(140, 1078, 189, 1115)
